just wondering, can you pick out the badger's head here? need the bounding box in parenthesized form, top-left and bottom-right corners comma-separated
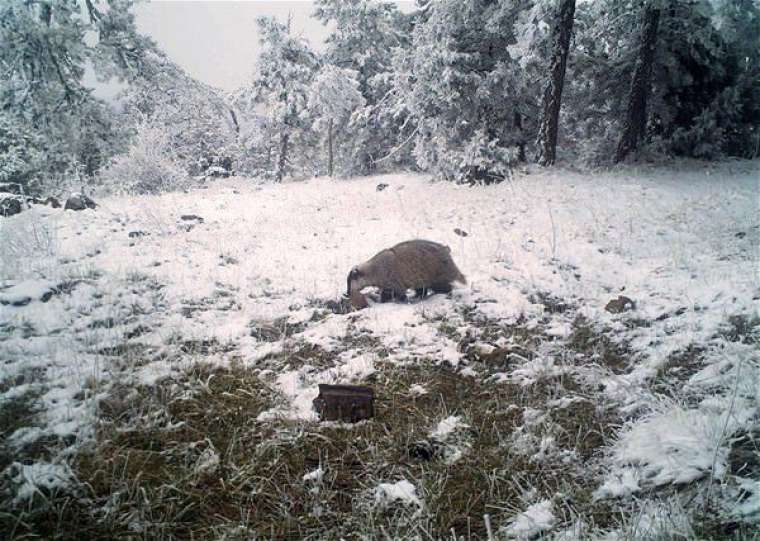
(346, 266, 366, 296)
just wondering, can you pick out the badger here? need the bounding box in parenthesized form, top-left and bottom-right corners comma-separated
(347, 239, 466, 307)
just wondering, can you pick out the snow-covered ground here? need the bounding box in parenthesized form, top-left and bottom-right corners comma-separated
(1, 160, 758, 536)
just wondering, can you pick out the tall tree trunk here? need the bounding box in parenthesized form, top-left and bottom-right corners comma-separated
(276, 132, 289, 183)
(327, 117, 334, 177)
(536, 0, 576, 166)
(515, 110, 526, 162)
(615, 5, 661, 163)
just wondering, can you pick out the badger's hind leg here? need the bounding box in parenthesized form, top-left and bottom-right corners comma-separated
(431, 283, 453, 294)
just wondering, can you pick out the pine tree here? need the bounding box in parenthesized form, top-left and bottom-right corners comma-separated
(536, 0, 576, 166)
(392, 0, 525, 182)
(244, 16, 317, 182)
(0, 0, 151, 191)
(312, 0, 413, 174)
(307, 66, 365, 176)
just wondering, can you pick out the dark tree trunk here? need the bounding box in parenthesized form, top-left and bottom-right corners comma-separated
(514, 110, 526, 162)
(276, 132, 289, 182)
(536, 0, 576, 166)
(615, 5, 661, 163)
(327, 117, 334, 177)
(229, 108, 240, 135)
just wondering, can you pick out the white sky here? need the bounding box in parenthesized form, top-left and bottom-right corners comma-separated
(133, 1, 331, 92)
(104, 0, 414, 94)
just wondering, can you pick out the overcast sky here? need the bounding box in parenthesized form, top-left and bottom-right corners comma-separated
(91, 0, 410, 96)
(133, 1, 330, 92)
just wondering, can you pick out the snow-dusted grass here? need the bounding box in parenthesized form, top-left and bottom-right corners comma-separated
(0, 160, 758, 538)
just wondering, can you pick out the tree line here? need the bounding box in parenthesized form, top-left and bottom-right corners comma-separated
(2, 0, 758, 192)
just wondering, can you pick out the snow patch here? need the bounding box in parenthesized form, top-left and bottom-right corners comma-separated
(503, 500, 556, 539)
(374, 479, 421, 507)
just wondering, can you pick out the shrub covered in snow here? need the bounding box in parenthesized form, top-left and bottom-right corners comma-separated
(99, 121, 189, 195)
(0, 112, 45, 193)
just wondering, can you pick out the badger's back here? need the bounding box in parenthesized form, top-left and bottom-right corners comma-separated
(361, 239, 466, 290)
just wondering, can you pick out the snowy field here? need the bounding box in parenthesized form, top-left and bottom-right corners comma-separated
(1, 160, 758, 538)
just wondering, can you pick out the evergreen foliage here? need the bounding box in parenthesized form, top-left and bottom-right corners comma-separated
(239, 16, 319, 181)
(313, 0, 414, 174)
(119, 49, 239, 176)
(391, 0, 527, 183)
(2, 0, 757, 191)
(0, 0, 151, 192)
(308, 65, 365, 176)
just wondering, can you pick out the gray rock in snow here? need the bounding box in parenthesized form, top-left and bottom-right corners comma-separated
(64, 193, 97, 211)
(44, 196, 61, 208)
(0, 194, 23, 217)
(605, 295, 636, 314)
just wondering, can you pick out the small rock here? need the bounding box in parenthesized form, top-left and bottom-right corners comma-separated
(180, 214, 204, 223)
(735, 231, 746, 239)
(64, 193, 97, 211)
(128, 231, 148, 238)
(605, 295, 636, 314)
(454, 228, 468, 237)
(408, 440, 438, 461)
(44, 197, 61, 208)
(0, 194, 23, 217)
(376, 183, 389, 192)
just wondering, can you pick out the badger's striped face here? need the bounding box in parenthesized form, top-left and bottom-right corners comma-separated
(347, 266, 365, 295)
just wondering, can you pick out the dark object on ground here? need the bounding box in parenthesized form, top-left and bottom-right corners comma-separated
(347, 239, 467, 306)
(198, 155, 233, 178)
(408, 440, 439, 461)
(204, 166, 231, 178)
(129, 231, 149, 238)
(180, 214, 204, 223)
(0, 281, 67, 306)
(324, 296, 354, 314)
(0, 194, 22, 217)
(605, 295, 636, 314)
(729, 430, 760, 476)
(376, 183, 389, 191)
(313, 384, 374, 423)
(44, 196, 61, 208)
(64, 193, 97, 211)
(735, 231, 746, 239)
(454, 228, 468, 237)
